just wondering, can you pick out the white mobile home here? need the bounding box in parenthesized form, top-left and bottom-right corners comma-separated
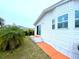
(34, 0, 79, 59)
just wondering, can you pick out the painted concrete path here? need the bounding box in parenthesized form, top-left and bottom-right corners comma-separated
(37, 42, 70, 59)
(31, 35, 70, 59)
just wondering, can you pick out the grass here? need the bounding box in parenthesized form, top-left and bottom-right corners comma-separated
(0, 36, 50, 59)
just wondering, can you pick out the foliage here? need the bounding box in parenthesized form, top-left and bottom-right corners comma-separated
(0, 37, 50, 59)
(0, 25, 25, 51)
(24, 28, 34, 36)
(0, 17, 4, 27)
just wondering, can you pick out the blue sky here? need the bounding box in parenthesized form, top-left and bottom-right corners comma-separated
(0, 0, 60, 28)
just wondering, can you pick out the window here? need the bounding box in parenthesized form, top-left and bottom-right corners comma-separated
(52, 20, 55, 29)
(75, 10, 79, 28)
(37, 25, 41, 35)
(58, 14, 68, 28)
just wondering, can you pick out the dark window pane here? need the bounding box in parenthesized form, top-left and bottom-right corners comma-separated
(52, 20, 55, 24)
(75, 10, 79, 18)
(75, 20, 79, 27)
(58, 22, 68, 28)
(58, 14, 68, 22)
(37, 26, 39, 35)
(58, 23, 63, 28)
(52, 20, 55, 29)
(58, 17, 63, 22)
(63, 22, 68, 28)
(52, 24, 55, 29)
(37, 25, 41, 35)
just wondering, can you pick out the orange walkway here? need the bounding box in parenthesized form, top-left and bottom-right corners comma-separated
(37, 42, 70, 59)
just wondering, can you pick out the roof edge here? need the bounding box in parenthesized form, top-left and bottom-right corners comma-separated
(34, 0, 72, 25)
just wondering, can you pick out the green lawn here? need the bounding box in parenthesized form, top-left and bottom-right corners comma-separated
(0, 36, 50, 59)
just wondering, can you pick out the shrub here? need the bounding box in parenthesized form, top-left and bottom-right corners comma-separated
(24, 28, 34, 36)
(0, 25, 25, 51)
(0, 17, 4, 27)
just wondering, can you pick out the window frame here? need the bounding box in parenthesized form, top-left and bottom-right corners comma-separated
(58, 14, 68, 29)
(75, 10, 79, 28)
(52, 19, 55, 29)
(37, 25, 41, 35)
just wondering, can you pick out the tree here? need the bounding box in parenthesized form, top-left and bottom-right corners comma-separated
(0, 17, 4, 27)
(24, 28, 34, 36)
(0, 25, 25, 51)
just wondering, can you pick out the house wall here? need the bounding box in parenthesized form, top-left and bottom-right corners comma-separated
(35, 0, 79, 59)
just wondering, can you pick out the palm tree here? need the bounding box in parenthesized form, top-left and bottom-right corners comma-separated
(0, 25, 25, 51)
(0, 17, 4, 27)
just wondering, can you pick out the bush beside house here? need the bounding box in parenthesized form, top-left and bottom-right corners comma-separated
(0, 25, 25, 51)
